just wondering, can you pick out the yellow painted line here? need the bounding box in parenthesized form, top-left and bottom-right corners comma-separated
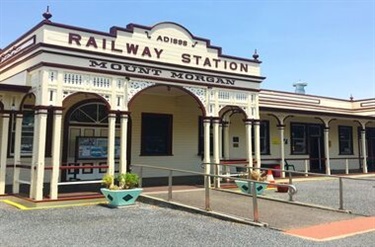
(1, 199, 106, 210)
(0, 199, 29, 210)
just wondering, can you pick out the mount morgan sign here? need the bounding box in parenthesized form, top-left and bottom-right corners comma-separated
(89, 59, 236, 85)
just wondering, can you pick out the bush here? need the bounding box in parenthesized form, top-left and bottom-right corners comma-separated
(102, 173, 140, 190)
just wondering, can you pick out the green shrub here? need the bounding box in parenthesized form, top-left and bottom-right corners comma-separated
(102, 173, 139, 190)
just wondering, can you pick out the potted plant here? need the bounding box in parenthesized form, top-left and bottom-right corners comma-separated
(100, 172, 143, 207)
(235, 170, 268, 195)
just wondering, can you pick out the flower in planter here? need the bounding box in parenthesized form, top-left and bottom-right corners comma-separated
(250, 170, 267, 181)
(102, 173, 140, 190)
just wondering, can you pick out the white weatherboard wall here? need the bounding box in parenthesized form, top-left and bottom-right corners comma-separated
(228, 114, 246, 159)
(131, 92, 203, 177)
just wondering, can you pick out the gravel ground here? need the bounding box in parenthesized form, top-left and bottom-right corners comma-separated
(0, 200, 374, 247)
(0, 176, 374, 247)
(263, 176, 375, 216)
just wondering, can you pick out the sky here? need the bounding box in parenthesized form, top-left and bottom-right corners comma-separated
(0, 0, 374, 100)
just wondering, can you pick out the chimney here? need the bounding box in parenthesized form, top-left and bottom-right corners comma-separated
(293, 81, 308, 94)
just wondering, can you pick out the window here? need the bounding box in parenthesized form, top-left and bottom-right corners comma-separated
(259, 121, 270, 154)
(141, 113, 173, 156)
(9, 109, 53, 157)
(70, 103, 108, 124)
(251, 121, 270, 155)
(291, 124, 307, 154)
(339, 126, 353, 155)
(9, 110, 34, 156)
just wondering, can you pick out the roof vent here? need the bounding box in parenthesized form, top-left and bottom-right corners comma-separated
(293, 81, 307, 94)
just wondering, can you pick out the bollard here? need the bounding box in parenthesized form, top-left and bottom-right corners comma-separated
(288, 171, 294, 201)
(168, 170, 173, 201)
(205, 175, 211, 211)
(339, 177, 344, 210)
(139, 167, 143, 187)
(252, 181, 259, 222)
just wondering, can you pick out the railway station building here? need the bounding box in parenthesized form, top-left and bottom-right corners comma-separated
(1, 13, 374, 201)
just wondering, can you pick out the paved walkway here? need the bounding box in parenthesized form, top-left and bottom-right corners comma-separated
(141, 185, 375, 241)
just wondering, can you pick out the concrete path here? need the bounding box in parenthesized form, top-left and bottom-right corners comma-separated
(141, 187, 375, 241)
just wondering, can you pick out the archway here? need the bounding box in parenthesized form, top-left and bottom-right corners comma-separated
(128, 84, 205, 185)
(61, 93, 113, 182)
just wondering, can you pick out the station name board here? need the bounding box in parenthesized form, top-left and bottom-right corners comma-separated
(88, 59, 236, 85)
(68, 33, 252, 75)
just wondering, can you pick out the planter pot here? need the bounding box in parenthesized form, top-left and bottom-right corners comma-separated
(100, 188, 143, 207)
(276, 183, 289, 193)
(235, 180, 267, 195)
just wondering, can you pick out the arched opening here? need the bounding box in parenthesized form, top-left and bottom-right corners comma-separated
(128, 84, 205, 185)
(61, 93, 116, 182)
(219, 106, 247, 160)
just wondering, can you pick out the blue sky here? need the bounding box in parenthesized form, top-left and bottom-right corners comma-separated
(1, 0, 374, 100)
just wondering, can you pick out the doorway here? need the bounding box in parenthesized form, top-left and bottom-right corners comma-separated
(308, 125, 325, 172)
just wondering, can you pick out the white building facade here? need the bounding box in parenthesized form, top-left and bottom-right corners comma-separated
(1, 15, 374, 201)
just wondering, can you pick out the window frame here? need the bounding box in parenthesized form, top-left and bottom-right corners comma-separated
(290, 123, 307, 154)
(338, 125, 353, 155)
(141, 113, 173, 156)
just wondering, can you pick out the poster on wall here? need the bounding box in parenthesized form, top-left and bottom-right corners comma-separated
(76, 137, 120, 160)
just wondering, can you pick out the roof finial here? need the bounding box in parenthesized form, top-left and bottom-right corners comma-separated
(252, 49, 259, 61)
(350, 94, 354, 101)
(43, 6, 52, 21)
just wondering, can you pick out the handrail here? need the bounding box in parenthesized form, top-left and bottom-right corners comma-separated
(132, 163, 297, 224)
(203, 162, 374, 210)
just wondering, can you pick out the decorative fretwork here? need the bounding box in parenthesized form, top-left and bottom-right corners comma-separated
(93, 77, 111, 88)
(128, 80, 155, 102)
(235, 93, 247, 102)
(217, 90, 248, 103)
(218, 91, 230, 100)
(117, 79, 124, 89)
(62, 91, 74, 99)
(101, 94, 110, 102)
(184, 86, 206, 106)
(49, 70, 57, 83)
(215, 91, 259, 118)
(64, 73, 83, 85)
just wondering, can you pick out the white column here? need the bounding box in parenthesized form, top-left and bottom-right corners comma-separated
(203, 118, 211, 175)
(0, 113, 10, 195)
(119, 113, 128, 174)
(223, 120, 230, 160)
(324, 127, 331, 175)
(361, 129, 368, 173)
(107, 113, 116, 176)
(219, 121, 223, 160)
(49, 109, 62, 200)
(245, 119, 253, 169)
(254, 120, 261, 168)
(212, 118, 220, 187)
(279, 125, 285, 178)
(34, 108, 48, 201)
(12, 113, 23, 194)
(29, 109, 39, 199)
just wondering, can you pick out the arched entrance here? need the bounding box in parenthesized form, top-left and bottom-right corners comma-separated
(61, 93, 120, 182)
(220, 106, 248, 160)
(128, 84, 205, 185)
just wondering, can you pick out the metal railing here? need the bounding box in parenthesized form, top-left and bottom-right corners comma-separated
(210, 162, 375, 211)
(132, 163, 297, 223)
